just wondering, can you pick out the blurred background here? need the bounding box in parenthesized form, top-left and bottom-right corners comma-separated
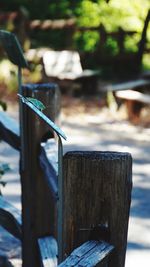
(0, 0, 150, 105)
(0, 1, 150, 267)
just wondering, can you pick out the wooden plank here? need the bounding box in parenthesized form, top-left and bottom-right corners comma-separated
(77, 242, 113, 267)
(71, 240, 98, 258)
(59, 240, 114, 267)
(39, 143, 58, 201)
(0, 111, 20, 150)
(59, 241, 98, 266)
(38, 236, 58, 267)
(0, 195, 22, 239)
(63, 151, 132, 267)
(116, 90, 150, 104)
(104, 79, 150, 92)
(43, 50, 99, 81)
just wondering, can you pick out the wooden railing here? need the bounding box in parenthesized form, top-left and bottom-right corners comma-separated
(0, 83, 132, 267)
(0, 32, 132, 267)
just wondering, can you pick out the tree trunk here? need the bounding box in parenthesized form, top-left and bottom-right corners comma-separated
(137, 8, 150, 72)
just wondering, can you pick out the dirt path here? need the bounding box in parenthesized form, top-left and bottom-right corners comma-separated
(61, 109, 150, 267)
(0, 102, 150, 266)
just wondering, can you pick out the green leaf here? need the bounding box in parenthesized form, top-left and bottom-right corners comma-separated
(0, 181, 6, 187)
(18, 94, 67, 140)
(26, 97, 46, 111)
(0, 100, 7, 111)
(0, 163, 10, 176)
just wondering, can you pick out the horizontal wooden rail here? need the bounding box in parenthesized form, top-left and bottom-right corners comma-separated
(0, 196, 22, 240)
(39, 237, 114, 267)
(39, 144, 58, 201)
(0, 111, 20, 150)
(59, 240, 114, 267)
(103, 79, 150, 92)
(38, 236, 58, 267)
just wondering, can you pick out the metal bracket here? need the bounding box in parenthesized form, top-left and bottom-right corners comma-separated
(0, 30, 28, 68)
(79, 224, 110, 243)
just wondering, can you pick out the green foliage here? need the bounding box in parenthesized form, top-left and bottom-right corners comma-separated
(0, 163, 10, 195)
(104, 37, 119, 56)
(47, 1, 71, 19)
(0, 0, 77, 19)
(0, 0, 150, 78)
(74, 31, 99, 52)
(1, 0, 150, 54)
(0, 58, 42, 93)
(0, 59, 18, 92)
(0, 100, 7, 111)
(142, 53, 150, 70)
(0, 163, 9, 176)
(124, 34, 139, 53)
(76, 0, 101, 27)
(75, 0, 150, 54)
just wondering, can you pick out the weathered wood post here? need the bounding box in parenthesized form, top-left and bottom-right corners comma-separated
(62, 151, 132, 267)
(20, 83, 60, 267)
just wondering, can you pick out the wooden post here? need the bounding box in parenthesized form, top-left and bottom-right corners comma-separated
(62, 151, 132, 267)
(20, 83, 60, 267)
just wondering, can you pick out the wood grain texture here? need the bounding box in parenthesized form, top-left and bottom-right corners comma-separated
(59, 240, 114, 267)
(38, 236, 58, 267)
(63, 151, 132, 267)
(20, 83, 60, 267)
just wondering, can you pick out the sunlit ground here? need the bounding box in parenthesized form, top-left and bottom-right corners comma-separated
(62, 99, 150, 267)
(0, 99, 150, 266)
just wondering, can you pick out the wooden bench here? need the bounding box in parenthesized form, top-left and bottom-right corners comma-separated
(115, 89, 150, 122)
(116, 89, 150, 104)
(103, 78, 150, 92)
(103, 79, 150, 121)
(42, 50, 100, 94)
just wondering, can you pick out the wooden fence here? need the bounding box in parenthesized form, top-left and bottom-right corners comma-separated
(0, 31, 132, 267)
(0, 82, 132, 267)
(0, 11, 147, 78)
